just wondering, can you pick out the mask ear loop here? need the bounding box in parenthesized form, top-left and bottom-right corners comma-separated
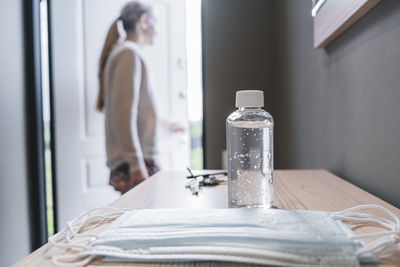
(48, 206, 133, 266)
(331, 204, 400, 259)
(51, 254, 96, 267)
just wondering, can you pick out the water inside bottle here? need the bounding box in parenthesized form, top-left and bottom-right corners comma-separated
(227, 123, 273, 208)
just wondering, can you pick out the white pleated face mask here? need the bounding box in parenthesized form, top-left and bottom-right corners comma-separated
(49, 205, 400, 267)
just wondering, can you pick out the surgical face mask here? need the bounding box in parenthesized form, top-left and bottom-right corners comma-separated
(49, 205, 400, 267)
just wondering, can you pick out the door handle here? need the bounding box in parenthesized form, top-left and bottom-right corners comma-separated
(176, 57, 186, 70)
(178, 91, 186, 99)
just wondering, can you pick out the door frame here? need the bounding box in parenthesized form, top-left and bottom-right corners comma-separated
(24, 0, 49, 250)
(47, 0, 59, 234)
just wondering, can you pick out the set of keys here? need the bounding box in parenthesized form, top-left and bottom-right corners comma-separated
(185, 168, 227, 194)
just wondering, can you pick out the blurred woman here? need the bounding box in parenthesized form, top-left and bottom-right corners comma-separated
(96, 1, 160, 194)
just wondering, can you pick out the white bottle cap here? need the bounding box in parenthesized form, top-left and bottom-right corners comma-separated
(235, 90, 264, 108)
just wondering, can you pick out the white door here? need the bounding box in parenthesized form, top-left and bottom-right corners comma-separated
(51, 0, 189, 228)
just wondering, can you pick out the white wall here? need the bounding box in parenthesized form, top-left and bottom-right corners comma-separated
(0, 0, 32, 265)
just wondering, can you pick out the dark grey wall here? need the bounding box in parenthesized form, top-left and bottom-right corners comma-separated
(0, 0, 31, 265)
(203, 0, 273, 168)
(203, 0, 400, 207)
(271, 0, 400, 207)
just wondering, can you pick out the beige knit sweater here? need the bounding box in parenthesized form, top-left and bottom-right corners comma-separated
(103, 41, 158, 172)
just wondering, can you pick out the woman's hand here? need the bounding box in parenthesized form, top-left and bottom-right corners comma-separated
(170, 122, 185, 132)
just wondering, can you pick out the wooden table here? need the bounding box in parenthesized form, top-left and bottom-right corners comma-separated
(15, 170, 400, 266)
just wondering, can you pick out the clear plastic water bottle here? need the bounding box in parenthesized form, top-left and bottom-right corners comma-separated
(226, 90, 274, 208)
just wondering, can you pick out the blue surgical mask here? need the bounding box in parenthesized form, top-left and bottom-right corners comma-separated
(49, 204, 400, 267)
